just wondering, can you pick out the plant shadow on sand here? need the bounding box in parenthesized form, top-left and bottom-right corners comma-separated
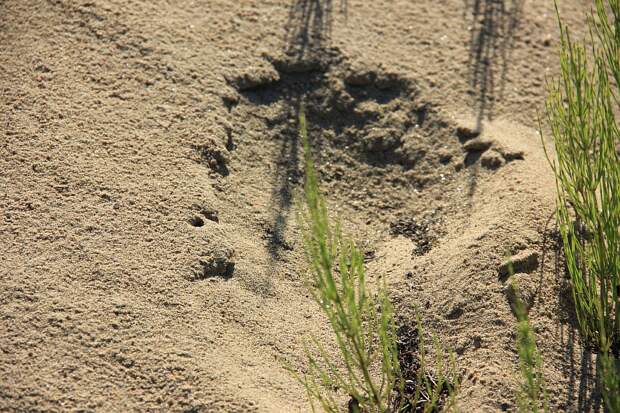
(559, 294, 605, 412)
(285, 0, 348, 60)
(553, 245, 605, 411)
(465, 0, 523, 132)
(260, 0, 349, 264)
(537, 214, 604, 412)
(461, 0, 522, 199)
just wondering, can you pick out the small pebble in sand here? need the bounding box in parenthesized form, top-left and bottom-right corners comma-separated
(456, 124, 480, 141)
(480, 150, 505, 169)
(226, 63, 280, 91)
(463, 137, 494, 152)
(194, 248, 235, 280)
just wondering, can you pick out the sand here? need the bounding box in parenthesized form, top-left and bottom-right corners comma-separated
(0, 0, 599, 412)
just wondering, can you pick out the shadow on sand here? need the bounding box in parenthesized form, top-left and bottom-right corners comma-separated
(285, 0, 347, 59)
(262, 0, 348, 263)
(465, 0, 523, 132)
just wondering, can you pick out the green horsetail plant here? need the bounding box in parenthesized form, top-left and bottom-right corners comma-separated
(509, 276, 548, 413)
(296, 106, 403, 412)
(544, 1, 620, 410)
(544, 0, 620, 353)
(404, 316, 461, 413)
(294, 107, 460, 412)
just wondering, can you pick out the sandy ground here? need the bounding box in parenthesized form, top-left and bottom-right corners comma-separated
(0, 0, 600, 412)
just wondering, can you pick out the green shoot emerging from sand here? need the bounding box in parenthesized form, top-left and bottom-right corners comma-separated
(544, 0, 620, 410)
(508, 270, 548, 413)
(296, 106, 401, 412)
(294, 107, 459, 413)
(515, 307, 548, 413)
